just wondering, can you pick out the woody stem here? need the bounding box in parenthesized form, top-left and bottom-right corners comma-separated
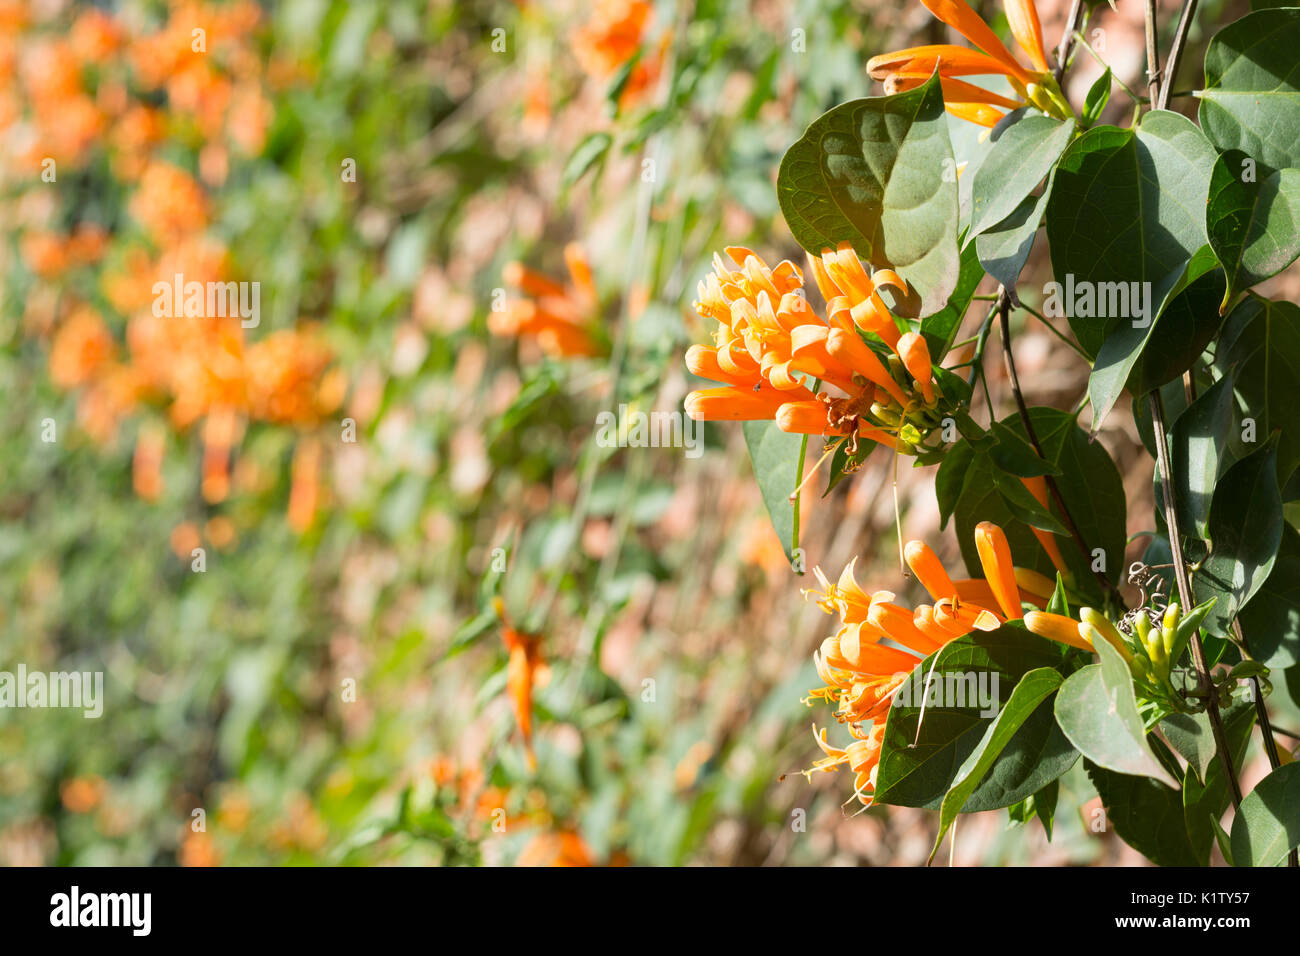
(1148, 390, 1242, 809)
(997, 292, 1123, 606)
(1054, 0, 1087, 84)
(1158, 0, 1200, 112)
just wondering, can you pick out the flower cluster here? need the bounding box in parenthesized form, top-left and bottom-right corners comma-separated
(7, 2, 340, 531)
(493, 244, 606, 358)
(799, 521, 1087, 806)
(685, 244, 948, 458)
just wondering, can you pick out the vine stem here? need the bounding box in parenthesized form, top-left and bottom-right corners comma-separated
(1143, 0, 1162, 105)
(996, 292, 1123, 606)
(1158, 0, 1201, 112)
(1148, 391, 1243, 809)
(1053, 0, 1086, 84)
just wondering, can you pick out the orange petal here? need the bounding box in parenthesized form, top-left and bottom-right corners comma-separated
(777, 400, 840, 436)
(1024, 611, 1094, 651)
(1020, 475, 1071, 576)
(921, 0, 1034, 82)
(895, 331, 935, 404)
(685, 386, 784, 421)
(945, 101, 1007, 128)
(826, 329, 907, 406)
(867, 602, 944, 655)
(686, 344, 760, 387)
(1004, 0, 1051, 74)
(974, 521, 1023, 620)
(867, 45, 1022, 81)
(904, 540, 958, 602)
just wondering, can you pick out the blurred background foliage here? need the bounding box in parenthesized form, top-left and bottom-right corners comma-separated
(2, 0, 1295, 867)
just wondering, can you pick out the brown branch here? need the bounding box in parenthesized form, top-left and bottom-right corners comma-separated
(1053, 0, 1087, 84)
(1158, 0, 1201, 112)
(997, 292, 1123, 606)
(1148, 391, 1243, 808)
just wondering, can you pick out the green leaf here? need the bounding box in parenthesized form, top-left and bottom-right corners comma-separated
(1230, 763, 1300, 866)
(1126, 263, 1227, 397)
(1207, 150, 1300, 307)
(931, 667, 1064, 860)
(874, 627, 1080, 811)
(1200, 8, 1300, 175)
(742, 421, 806, 564)
(969, 115, 1075, 241)
(917, 236, 984, 360)
(1182, 701, 1256, 864)
(1170, 373, 1236, 539)
(1162, 712, 1218, 784)
(1213, 295, 1300, 485)
(1238, 522, 1300, 667)
(951, 408, 1126, 600)
(1197, 439, 1283, 635)
(1046, 113, 1217, 368)
(562, 132, 613, 189)
(1081, 68, 1112, 128)
(1086, 748, 1201, 866)
(976, 181, 1051, 292)
(988, 421, 1061, 478)
(777, 74, 960, 316)
(1007, 779, 1059, 838)
(1055, 634, 1180, 787)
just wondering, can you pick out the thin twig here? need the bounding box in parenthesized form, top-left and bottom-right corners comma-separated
(1148, 391, 1243, 808)
(1072, 31, 1148, 105)
(997, 292, 1123, 605)
(1144, 0, 1162, 106)
(1158, 0, 1201, 112)
(1053, 0, 1086, 84)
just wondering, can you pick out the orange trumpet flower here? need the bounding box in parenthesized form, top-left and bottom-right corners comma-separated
(685, 244, 941, 453)
(866, 0, 1069, 128)
(798, 519, 1091, 805)
(494, 243, 603, 358)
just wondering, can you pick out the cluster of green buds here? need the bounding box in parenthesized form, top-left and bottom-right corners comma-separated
(1081, 602, 1217, 711)
(867, 358, 956, 460)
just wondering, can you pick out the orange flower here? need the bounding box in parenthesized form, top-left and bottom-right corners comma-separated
(496, 599, 546, 770)
(517, 830, 594, 867)
(494, 244, 603, 358)
(571, 0, 665, 107)
(685, 243, 941, 455)
(867, 0, 1069, 128)
(798, 521, 1090, 804)
(49, 306, 115, 388)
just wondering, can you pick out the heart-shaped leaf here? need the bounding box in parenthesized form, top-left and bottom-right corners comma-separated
(777, 74, 960, 315)
(1207, 149, 1300, 307)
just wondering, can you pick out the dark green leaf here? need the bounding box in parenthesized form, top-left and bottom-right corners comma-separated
(1170, 373, 1236, 539)
(1207, 150, 1300, 307)
(932, 667, 1064, 858)
(874, 627, 1080, 811)
(1197, 439, 1283, 634)
(1230, 763, 1300, 866)
(1200, 8, 1300, 174)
